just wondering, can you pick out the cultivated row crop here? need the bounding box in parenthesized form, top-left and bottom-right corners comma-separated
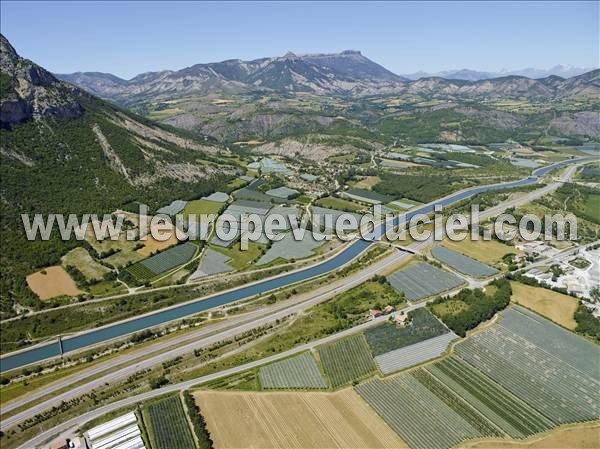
(386, 262, 463, 301)
(259, 352, 328, 389)
(318, 335, 375, 387)
(144, 395, 196, 449)
(431, 246, 498, 278)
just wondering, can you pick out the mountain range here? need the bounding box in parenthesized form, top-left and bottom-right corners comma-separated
(56, 51, 599, 103)
(402, 65, 596, 82)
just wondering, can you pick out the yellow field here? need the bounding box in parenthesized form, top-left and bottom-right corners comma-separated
(460, 422, 600, 449)
(26, 266, 82, 300)
(136, 222, 179, 256)
(194, 389, 407, 449)
(380, 159, 425, 167)
(510, 282, 579, 329)
(61, 247, 110, 280)
(441, 238, 513, 265)
(353, 176, 381, 189)
(233, 140, 265, 145)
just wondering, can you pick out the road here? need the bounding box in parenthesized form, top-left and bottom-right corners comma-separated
(0, 246, 409, 429)
(7, 158, 590, 446)
(1, 157, 591, 373)
(19, 313, 394, 449)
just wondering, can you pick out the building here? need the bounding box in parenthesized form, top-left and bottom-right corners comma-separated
(300, 173, 318, 182)
(383, 305, 395, 314)
(86, 412, 147, 449)
(368, 309, 383, 320)
(394, 311, 409, 326)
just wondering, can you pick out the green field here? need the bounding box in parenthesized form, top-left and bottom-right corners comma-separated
(181, 198, 224, 219)
(583, 193, 600, 222)
(318, 334, 376, 387)
(259, 352, 328, 389)
(210, 241, 265, 270)
(143, 395, 196, 449)
(365, 308, 448, 356)
(127, 242, 198, 282)
(426, 357, 553, 438)
(315, 196, 365, 212)
(61, 247, 111, 281)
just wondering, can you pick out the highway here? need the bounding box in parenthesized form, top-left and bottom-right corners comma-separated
(1, 156, 591, 373)
(6, 159, 589, 447)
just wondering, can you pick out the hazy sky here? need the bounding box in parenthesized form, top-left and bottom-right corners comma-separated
(1, 1, 598, 79)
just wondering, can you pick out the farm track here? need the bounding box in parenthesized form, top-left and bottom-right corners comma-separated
(8, 159, 594, 447)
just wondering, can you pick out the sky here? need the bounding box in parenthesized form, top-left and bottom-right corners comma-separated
(1, 1, 598, 79)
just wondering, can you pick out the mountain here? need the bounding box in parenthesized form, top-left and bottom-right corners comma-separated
(0, 35, 85, 125)
(403, 69, 497, 82)
(0, 34, 237, 314)
(55, 50, 408, 102)
(401, 71, 600, 100)
(57, 52, 599, 104)
(403, 65, 596, 81)
(55, 71, 128, 99)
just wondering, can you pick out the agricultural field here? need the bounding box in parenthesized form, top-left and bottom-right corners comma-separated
(455, 312, 600, 424)
(385, 197, 424, 211)
(582, 192, 600, 222)
(127, 242, 197, 282)
(441, 238, 513, 265)
(352, 175, 381, 189)
(386, 262, 464, 301)
(426, 357, 554, 438)
(431, 246, 498, 278)
(181, 198, 225, 219)
(356, 374, 482, 449)
(342, 188, 394, 204)
(356, 306, 599, 449)
(136, 221, 179, 257)
(211, 241, 265, 270)
(26, 266, 82, 300)
(156, 199, 187, 215)
(61, 247, 111, 281)
(194, 389, 407, 449)
(256, 231, 326, 265)
(143, 395, 196, 449)
(310, 206, 363, 233)
(190, 248, 233, 279)
(374, 332, 457, 375)
(365, 308, 448, 356)
(259, 352, 328, 389)
(318, 335, 376, 387)
(460, 423, 600, 449)
(314, 196, 365, 213)
(380, 159, 425, 169)
(497, 306, 598, 378)
(84, 221, 144, 267)
(510, 282, 578, 329)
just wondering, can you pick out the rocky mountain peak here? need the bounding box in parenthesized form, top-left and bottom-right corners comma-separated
(340, 50, 362, 56)
(0, 33, 19, 70)
(282, 51, 298, 60)
(1, 34, 84, 126)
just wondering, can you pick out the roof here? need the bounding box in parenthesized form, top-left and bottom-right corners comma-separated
(228, 199, 272, 215)
(266, 186, 300, 199)
(203, 191, 229, 203)
(343, 188, 393, 204)
(156, 200, 187, 215)
(300, 173, 318, 182)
